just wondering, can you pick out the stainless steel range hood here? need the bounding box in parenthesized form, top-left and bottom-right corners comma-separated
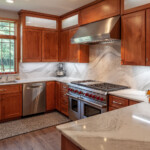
(71, 16, 121, 44)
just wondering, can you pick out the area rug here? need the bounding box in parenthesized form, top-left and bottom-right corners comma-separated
(0, 112, 70, 140)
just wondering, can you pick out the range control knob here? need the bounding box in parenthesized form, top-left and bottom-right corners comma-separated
(75, 90, 78, 93)
(89, 94, 93, 98)
(96, 97, 100, 100)
(92, 95, 96, 99)
(85, 93, 89, 97)
(79, 91, 83, 94)
(101, 98, 104, 101)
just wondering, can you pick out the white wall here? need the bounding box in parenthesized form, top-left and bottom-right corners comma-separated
(0, 9, 19, 19)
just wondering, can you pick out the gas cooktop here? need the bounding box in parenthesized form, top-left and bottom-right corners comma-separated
(71, 80, 129, 92)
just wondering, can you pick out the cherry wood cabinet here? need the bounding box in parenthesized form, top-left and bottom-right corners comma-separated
(60, 28, 89, 63)
(42, 30, 58, 62)
(129, 100, 139, 106)
(121, 10, 146, 66)
(46, 81, 56, 111)
(69, 28, 89, 63)
(109, 95, 141, 111)
(55, 82, 61, 111)
(146, 9, 150, 66)
(0, 84, 22, 122)
(60, 83, 69, 116)
(23, 29, 42, 62)
(1, 93, 22, 121)
(80, 0, 121, 25)
(59, 30, 69, 62)
(61, 135, 81, 150)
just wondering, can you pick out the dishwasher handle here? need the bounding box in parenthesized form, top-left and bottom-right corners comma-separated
(26, 85, 42, 89)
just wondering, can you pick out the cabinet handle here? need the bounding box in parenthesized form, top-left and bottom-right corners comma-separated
(63, 86, 67, 89)
(0, 89, 7, 92)
(146, 58, 148, 62)
(113, 101, 122, 105)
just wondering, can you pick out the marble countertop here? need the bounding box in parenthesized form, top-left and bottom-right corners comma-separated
(57, 102, 150, 150)
(0, 77, 82, 86)
(109, 89, 148, 102)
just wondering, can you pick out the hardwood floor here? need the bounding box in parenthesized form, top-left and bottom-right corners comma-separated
(0, 126, 61, 150)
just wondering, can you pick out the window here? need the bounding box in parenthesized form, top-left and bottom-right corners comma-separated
(0, 19, 18, 74)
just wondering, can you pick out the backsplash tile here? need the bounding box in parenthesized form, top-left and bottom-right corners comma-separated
(1, 42, 149, 91)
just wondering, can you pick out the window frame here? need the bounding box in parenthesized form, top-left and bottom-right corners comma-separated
(0, 17, 20, 75)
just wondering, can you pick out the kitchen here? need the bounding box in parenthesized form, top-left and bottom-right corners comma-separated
(0, 0, 150, 150)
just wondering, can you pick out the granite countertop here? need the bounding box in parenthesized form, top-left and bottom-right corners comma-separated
(0, 77, 82, 86)
(57, 102, 150, 150)
(109, 89, 148, 102)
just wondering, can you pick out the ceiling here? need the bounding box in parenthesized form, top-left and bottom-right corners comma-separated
(0, 0, 95, 16)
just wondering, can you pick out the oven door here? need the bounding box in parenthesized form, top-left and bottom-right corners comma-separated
(69, 95, 81, 121)
(80, 100, 107, 119)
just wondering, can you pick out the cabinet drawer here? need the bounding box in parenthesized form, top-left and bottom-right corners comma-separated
(61, 96, 69, 105)
(109, 96, 128, 108)
(0, 85, 22, 94)
(129, 100, 139, 106)
(61, 104, 69, 116)
(109, 106, 118, 111)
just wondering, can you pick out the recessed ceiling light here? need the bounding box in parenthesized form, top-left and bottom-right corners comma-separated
(6, 0, 14, 3)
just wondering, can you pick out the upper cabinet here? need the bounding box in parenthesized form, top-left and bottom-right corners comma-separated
(80, 0, 121, 25)
(121, 11, 146, 66)
(23, 29, 42, 62)
(146, 9, 150, 66)
(20, 11, 59, 62)
(42, 30, 58, 62)
(59, 27, 89, 63)
(121, 0, 150, 14)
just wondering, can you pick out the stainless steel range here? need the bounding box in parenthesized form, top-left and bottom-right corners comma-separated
(67, 80, 128, 120)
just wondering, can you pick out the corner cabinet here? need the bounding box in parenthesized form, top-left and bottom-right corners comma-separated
(59, 28, 89, 63)
(121, 10, 146, 65)
(46, 81, 56, 111)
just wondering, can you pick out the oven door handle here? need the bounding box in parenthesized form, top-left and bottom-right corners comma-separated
(67, 93, 107, 108)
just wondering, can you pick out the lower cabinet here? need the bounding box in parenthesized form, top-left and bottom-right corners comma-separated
(61, 135, 81, 150)
(0, 84, 22, 122)
(56, 82, 61, 111)
(109, 95, 140, 111)
(1, 93, 22, 121)
(46, 81, 56, 111)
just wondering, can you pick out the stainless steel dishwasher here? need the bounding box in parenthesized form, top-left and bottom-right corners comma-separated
(23, 82, 46, 116)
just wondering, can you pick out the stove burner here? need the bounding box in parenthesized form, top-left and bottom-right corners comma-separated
(71, 80, 129, 92)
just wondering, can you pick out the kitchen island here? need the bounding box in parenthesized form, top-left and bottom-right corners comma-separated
(57, 102, 150, 150)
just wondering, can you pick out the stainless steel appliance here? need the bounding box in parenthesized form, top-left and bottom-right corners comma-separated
(71, 16, 121, 44)
(23, 82, 46, 116)
(67, 80, 128, 120)
(56, 63, 66, 77)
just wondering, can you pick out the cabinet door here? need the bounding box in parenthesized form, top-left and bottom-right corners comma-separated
(146, 9, 150, 66)
(55, 82, 61, 111)
(23, 29, 42, 62)
(59, 30, 69, 62)
(80, 0, 120, 25)
(42, 30, 58, 62)
(1, 93, 22, 120)
(69, 28, 79, 62)
(121, 11, 146, 65)
(46, 81, 56, 111)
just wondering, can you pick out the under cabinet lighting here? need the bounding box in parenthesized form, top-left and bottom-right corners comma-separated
(6, 0, 14, 3)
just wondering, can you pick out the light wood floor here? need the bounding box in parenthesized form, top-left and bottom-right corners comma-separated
(0, 126, 61, 150)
